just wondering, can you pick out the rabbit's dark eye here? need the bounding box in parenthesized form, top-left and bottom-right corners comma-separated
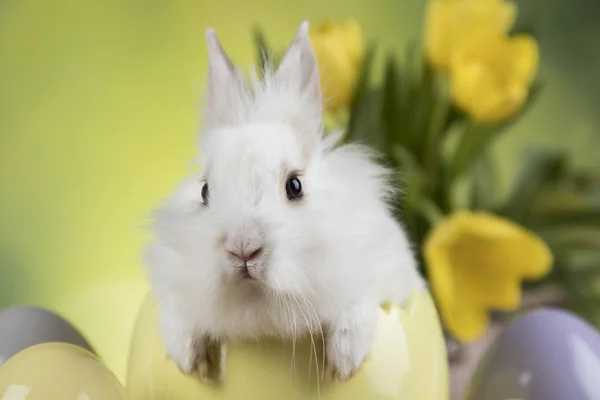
(201, 182, 209, 206)
(285, 175, 303, 201)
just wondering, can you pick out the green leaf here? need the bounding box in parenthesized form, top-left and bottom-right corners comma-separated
(392, 144, 444, 240)
(252, 27, 271, 78)
(380, 56, 409, 154)
(539, 227, 600, 250)
(529, 209, 600, 230)
(421, 65, 450, 187)
(565, 170, 600, 194)
(443, 104, 467, 132)
(559, 255, 600, 306)
(448, 123, 496, 180)
(411, 50, 433, 158)
(501, 149, 568, 222)
(393, 144, 427, 179)
(448, 82, 543, 180)
(346, 89, 382, 145)
(551, 250, 597, 315)
(561, 274, 600, 323)
(400, 40, 422, 152)
(403, 39, 419, 90)
(392, 144, 428, 210)
(345, 45, 377, 144)
(528, 185, 594, 216)
(386, 39, 451, 195)
(469, 150, 499, 211)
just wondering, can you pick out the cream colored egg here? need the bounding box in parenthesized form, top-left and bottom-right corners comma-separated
(0, 343, 127, 400)
(126, 290, 448, 400)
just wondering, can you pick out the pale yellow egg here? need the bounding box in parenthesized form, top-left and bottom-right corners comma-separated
(125, 290, 448, 400)
(0, 342, 127, 400)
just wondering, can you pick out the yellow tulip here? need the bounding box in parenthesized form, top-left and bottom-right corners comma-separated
(309, 20, 364, 113)
(449, 34, 539, 123)
(424, 211, 552, 342)
(424, 0, 517, 70)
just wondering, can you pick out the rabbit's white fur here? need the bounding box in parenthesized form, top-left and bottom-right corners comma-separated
(144, 21, 424, 382)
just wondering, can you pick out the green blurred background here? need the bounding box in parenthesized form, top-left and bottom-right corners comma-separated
(0, 0, 598, 382)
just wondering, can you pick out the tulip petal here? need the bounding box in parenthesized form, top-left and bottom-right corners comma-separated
(453, 212, 553, 278)
(448, 33, 539, 123)
(425, 0, 518, 70)
(455, 266, 522, 310)
(342, 20, 363, 65)
(425, 235, 456, 312)
(424, 211, 553, 341)
(425, 218, 491, 341)
(510, 35, 540, 84)
(440, 293, 490, 343)
(424, 0, 452, 69)
(309, 20, 363, 112)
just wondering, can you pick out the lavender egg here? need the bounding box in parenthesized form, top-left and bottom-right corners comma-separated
(0, 306, 94, 365)
(464, 308, 600, 400)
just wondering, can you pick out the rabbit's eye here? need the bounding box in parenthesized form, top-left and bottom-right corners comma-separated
(285, 175, 303, 201)
(201, 182, 210, 206)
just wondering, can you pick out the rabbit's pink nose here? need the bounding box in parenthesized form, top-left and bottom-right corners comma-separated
(227, 246, 263, 263)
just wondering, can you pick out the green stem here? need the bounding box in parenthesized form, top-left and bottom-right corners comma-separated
(419, 198, 445, 226)
(448, 123, 479, 183)
(433, 165, 452, 214)
(422, 74, 449, 193)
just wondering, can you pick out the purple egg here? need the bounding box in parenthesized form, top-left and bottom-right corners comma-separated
(464, 308, 600, 400)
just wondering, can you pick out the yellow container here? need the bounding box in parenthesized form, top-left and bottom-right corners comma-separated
(126, 290, 448, 400)
(0, 342, 128, 399)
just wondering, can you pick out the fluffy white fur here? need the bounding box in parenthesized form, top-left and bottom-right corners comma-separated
(144, 21, 424, 382)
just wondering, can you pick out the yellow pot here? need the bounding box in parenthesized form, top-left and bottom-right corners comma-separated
(126, 290, 448, 400)
(0, 342, 127, 399)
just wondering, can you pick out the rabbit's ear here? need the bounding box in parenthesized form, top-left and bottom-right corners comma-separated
(274, 21, 322, 114)
(204, 28, 248, 128)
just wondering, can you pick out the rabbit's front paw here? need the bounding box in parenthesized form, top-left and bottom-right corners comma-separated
(160, 314, 221, 382)
(325, 305, 377, 382)
(163, 327, 208, 375)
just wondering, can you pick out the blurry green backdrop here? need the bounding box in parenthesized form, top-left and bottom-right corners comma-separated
(0, 0, 598, 382)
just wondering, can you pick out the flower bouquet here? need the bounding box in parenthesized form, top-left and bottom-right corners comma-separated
(252, 0, 600, 345)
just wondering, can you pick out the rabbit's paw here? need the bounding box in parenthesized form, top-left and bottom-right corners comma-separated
(160, 313, 222, 383)
(325, 304, 377, 382)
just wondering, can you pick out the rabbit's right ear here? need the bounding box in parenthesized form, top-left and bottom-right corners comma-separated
(204, 29, 248, 129)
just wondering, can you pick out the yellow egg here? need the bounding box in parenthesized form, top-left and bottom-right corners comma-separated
(126, 290, 448, 400)
(0, 342, 128, 399)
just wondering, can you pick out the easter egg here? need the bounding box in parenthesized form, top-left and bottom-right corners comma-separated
(464, 308, 600, 400)
(0, 342, 127, 399)
(125, 290, 449, 400)
(0, 306, 94, 366)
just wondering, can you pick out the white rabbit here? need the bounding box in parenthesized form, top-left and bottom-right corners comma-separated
(144, 20, 425, 383)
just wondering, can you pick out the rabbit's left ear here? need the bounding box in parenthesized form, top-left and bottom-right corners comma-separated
(204, 28, 248, 129)
(274, 21, 322, 114)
